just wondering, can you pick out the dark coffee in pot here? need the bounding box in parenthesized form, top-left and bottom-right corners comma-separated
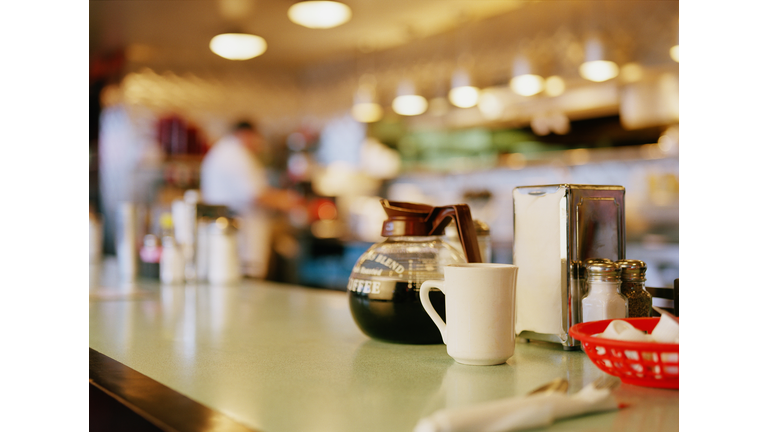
(348, 279, 446, 344)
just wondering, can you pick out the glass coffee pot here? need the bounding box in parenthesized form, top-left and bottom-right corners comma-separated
(348, 199, 482, 344)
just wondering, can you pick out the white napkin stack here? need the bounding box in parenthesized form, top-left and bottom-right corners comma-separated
(413, 380, 618, 432)
(597, 315, 679, 344)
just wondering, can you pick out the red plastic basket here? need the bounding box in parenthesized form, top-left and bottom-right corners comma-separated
(569, 318, 679, 389)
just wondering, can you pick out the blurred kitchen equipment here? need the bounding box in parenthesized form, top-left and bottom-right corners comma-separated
(89, 210, 102, 264)
(116, 202, 138, 281)
(196, 217, 212, 282)
(89, 209, 103, 288)
(582, 261, 627, 323)
(617, 259, 652, 317)
(160, 235, 185, 284)
(647, 278, 679, 317)
(420, 263, 518, 365)
(194, 204, 229, 282)
(569, 317, 679, 389)
(139, 234, 161, 279)
(513, 184, 625, 350)
(348, 199, 481, 344)
(445, 220, 492, 263)
(208, 216, 242, 285)
(172, 190, 200, 281)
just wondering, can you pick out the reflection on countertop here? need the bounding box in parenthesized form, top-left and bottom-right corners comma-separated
(90, 259, 678, 432)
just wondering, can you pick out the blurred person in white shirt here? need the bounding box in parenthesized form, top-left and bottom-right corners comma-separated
(201, 121, 302, 278)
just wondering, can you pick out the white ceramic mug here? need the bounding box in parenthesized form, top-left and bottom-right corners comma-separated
(420, 263, 518, 366)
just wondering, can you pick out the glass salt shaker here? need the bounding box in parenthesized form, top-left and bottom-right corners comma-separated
(616, 259, 652, 318)
(580, 258, 613, 296)
(581, 261, 627, 323)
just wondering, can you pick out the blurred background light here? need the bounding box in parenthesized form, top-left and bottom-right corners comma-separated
(511, 74, 544, 96)
(543, 76, 565, 97)
(288, 1, 352, 29)
(393, 95, 428, 116)
(351, 76, 383, 122)
(510, 55, 543, 96)
(448, 86, 479, 108)
(209, 33, 267, 60)
(580, 60, 619, 82)
(670, 45, 679, 62)
(620, 62, 644, 83)
(351, 102, 383, 123)
(580, 35, 618, 82)
(477, 90, 504, 120)
(448, 69, 479, 108)
(392, 80, 427, 116)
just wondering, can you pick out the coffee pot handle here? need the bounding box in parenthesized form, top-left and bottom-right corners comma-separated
(427, 205, 482, 263)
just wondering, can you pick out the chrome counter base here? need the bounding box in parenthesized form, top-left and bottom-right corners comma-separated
(518, 330, 582, 351)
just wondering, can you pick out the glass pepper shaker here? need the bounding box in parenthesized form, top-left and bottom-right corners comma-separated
(582, 261, 628, 323)
(616, 259, 652, 318)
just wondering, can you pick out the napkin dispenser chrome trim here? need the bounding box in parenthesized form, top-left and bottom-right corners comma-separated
(512, 184, 626, 350)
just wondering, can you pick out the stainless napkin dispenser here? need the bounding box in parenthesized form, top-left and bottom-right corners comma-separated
(512, 184, 626, 350)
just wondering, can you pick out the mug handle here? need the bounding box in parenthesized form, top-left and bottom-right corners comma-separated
(419, 280, 447, 343)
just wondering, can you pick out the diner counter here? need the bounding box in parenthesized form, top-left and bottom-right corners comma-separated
(89, 259, 679, 432)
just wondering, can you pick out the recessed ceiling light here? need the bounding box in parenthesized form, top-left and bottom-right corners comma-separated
(392, 80, 428, 116)
(510, 55, 544, 96)
(209, 33, 267, 60)
(288, 1, 351, 29)
(448, 69, 479, 108)
(579, 35, 618, 82)
(670, 45, 679, 62)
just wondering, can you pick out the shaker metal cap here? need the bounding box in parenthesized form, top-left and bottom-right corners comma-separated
(616, 259, 647, 281)
(586, 261, 620, 282)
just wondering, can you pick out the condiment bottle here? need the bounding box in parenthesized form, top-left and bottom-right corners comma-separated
(208, 217, 241, 285)
(580, 258, 613, 298)
(160, 235, 185, 284)
(616, 259, 652, 318)
(581, 261, 627, 323)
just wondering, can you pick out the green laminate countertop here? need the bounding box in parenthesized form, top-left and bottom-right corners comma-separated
(89, 260, 678, 432)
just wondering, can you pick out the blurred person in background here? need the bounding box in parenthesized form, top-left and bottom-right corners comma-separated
(98, 83, 164, 255)
(201, 121, 303, 278)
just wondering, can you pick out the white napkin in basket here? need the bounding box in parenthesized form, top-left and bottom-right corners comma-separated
(599, 320, 653, 342)
(596, 316, 679, 344)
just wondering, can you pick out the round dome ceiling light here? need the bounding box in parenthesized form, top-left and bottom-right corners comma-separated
(210, 33, 267, 60)
(288, 1, 352, 29)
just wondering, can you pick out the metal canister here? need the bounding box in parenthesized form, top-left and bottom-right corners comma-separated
(513, 184, 626, 350)
(116, 202, 138, 281)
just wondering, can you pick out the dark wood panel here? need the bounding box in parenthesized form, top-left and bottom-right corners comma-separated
(90, 349, 258, 432)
